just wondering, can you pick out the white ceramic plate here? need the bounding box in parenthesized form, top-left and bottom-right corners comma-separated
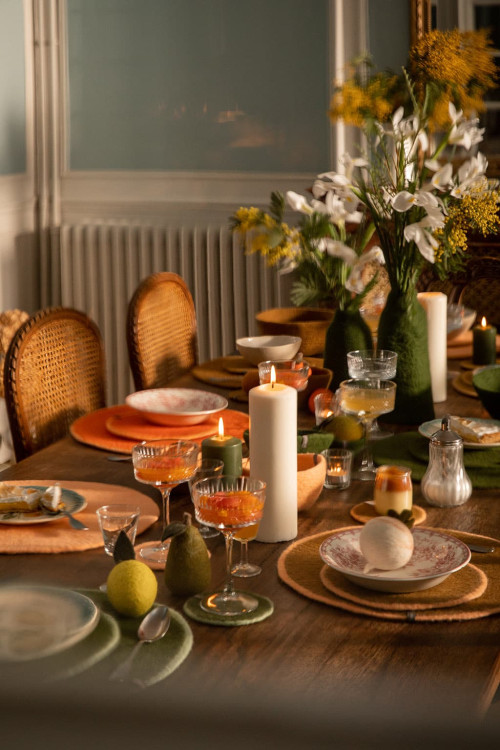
(419, 418, 500, 449)
(319, 527, 471, 593)
(0, 486, 86, 525)
(126, 387, 228, 426)
(0, 585, 99, 662)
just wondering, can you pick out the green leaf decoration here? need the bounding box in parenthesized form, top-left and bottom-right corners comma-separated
(113, 530, 136, 563)
(161, 522, 187, 542)
(386, 508, 415, 530)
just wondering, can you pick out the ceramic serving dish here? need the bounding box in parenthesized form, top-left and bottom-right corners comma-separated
(319, 527, 471, 593)
(126, 388, 228, 426)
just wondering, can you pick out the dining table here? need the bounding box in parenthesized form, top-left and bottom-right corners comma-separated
(0, 357, 499, 742)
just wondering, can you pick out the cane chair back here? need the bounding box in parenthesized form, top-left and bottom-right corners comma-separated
(127, 272, 198, 391)
(458, 257, 500, 328)
(4, 307, 107, 461)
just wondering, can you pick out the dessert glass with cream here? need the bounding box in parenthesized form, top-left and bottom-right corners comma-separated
(374, 465, 412, 515)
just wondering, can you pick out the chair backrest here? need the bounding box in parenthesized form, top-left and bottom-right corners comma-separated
(458, 256, 500, 328)
(127, 272, 198, 391)
(4, 307, 107, 461)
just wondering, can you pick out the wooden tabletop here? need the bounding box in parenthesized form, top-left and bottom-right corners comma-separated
(1, 364, 499, 719)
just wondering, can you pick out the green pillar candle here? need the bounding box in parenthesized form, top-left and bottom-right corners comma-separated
(473, 318, 497, 365)
(201, 434, 243, 477)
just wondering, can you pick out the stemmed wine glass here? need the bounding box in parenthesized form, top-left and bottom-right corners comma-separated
(132, 439, 199, 564)
(232, 521, 261, 578)
(338, 379, 396, 480)
(347, 349, 397, 439)
(187, 458, 224, 539)
(359, 291, 387, 351)
(190, 475, 266, 616)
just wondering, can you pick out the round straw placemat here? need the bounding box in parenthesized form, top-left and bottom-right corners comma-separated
(277, 528, 500, 622)
(350, 501, 427, 526)
(319, 562, 487, 611)
(192, 358, 244, 389)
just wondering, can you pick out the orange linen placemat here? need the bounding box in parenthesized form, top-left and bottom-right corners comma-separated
(277, 528, 500, 622)
(70, 405, 250, 454)
(0, 480, 159, 554)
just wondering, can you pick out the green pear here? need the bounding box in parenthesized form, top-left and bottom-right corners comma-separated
(162, 513, 211, 596)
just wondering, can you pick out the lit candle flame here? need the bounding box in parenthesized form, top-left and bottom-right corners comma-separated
(218, 417, 225, 438)
(481, 316, 488, 328)
(270, 365, 276, 389)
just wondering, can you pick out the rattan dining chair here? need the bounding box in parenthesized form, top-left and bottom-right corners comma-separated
(458, 256, 500, 328)
(127, 272, 198, 391)
(3, 307, 107, 462)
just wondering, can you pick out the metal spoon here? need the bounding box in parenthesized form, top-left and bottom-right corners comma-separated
(467, 543, 495, 554)
(107, 454, 132, 462)
(108, 605, 171, 683)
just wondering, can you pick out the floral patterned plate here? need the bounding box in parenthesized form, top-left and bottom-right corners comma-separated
(126, 388, 228, 426)
(319, 527, 471, 593)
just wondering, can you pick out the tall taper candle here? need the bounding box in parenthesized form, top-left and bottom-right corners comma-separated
(249, 380, 297, 542)
(417, 291, 447, 402)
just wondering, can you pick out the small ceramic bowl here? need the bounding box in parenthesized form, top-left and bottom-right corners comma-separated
(241, 453, 326, 512)
(236, 335, 301, 367)
(472, 365, 500, 419)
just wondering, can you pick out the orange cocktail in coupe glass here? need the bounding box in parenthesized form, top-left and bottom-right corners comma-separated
(190, 476, 266, 616)
(132, 439, 199, 564)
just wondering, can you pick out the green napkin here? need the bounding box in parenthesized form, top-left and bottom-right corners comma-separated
(372, 432, 500, 488)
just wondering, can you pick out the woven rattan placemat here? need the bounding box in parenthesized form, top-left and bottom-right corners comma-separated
(192, 358, 245, 389)
(277, 528, 500, 622)
(350, 501, 427, 526)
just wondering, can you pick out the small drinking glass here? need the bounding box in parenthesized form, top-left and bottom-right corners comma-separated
(374, 465, 413, 515)
(188, 458, 224, 539)
(258, 360, 310, 391)
(191, 475, 266, 616)
(96, 504, 140, 557)
(321, 449, 353, 490)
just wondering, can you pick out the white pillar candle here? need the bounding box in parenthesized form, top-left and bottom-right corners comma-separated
(249, 381, 297, 542)
(417, 292, 447, 403)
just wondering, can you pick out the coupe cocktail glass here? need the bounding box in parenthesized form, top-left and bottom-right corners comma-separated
(132, 438, 199, 564)
(191, 476, 266, 615)
(232, 522, 261, 578)
(187, 458, 224, 539)
(347, 349, 397, 440)
(338, 379, 396, 480)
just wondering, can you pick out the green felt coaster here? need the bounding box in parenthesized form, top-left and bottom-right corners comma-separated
(372, 432, 500, 488)
(183, 593, 273, 626)
(80, 589, 193, 687)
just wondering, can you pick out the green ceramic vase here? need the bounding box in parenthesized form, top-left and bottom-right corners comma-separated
(323, 308, 373, 390)
(377, 287, 435, 425)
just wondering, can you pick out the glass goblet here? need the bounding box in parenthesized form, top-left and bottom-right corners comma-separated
(338, 378, 396, 481)
(132, 438, 199, 564)
(187, 458, 224, 539)
(347, 349, 397, 440)
(232, 522, 261, 578)
(359, 292, 387, 351)
(190, 476, 266, 616)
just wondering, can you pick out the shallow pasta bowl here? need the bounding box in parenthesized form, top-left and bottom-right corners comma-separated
(319, 527, 471, 593)
(126, 388, 228, 426)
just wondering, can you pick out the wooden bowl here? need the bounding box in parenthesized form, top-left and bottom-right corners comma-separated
(255, 307, 334, 356)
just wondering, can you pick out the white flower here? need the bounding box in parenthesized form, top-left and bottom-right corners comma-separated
(404, 220, 439, 263)
(286, 191, 312, 214)
(317, 239, 358, 265)
(449, 116, 484, 150)
(429, 163, 453, 191)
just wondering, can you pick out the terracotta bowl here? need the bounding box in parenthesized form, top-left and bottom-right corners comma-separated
(255, 307, 334, 356)
(242, 453, 326, 512)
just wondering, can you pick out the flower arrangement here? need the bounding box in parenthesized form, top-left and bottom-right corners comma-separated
(327, 28, 500, 295)
(231, 190, 384, 312)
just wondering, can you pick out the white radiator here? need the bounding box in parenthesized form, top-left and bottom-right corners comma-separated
(50, 224, 287, 405)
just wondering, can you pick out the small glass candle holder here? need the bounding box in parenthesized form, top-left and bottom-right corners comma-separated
(314, 391, 338, 426)
(258, 359, 310, 391)
(321, 449, 353, 490)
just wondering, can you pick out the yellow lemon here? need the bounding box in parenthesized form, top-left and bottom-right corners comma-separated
(320, 414, 363, 443)
(106, 559, 158, 617)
